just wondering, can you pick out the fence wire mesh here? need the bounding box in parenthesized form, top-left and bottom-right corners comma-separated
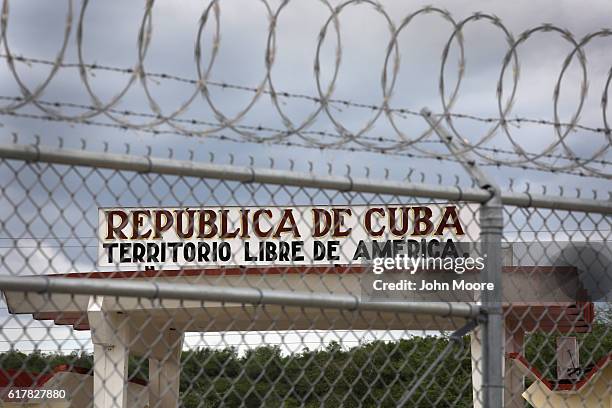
(0, 150, 609, 407)
(0, 158, 487, 407)
(0, 1, 611, 408)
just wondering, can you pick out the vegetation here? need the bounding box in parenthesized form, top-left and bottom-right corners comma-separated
(1, 308, 610, 407)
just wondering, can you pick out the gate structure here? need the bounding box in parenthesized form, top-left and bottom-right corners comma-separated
(0, 1, 611, 407)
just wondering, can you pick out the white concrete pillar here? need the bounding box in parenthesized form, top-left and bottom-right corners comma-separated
(504, 329, 524, 408)
(148, 329, 184, 408)
(473, 324, 525, 408)
(93, 343, 129, 408)
(471, 326, 483, 408)
(88, 296, 131, 408)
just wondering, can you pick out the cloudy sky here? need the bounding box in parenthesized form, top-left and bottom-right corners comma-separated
(1, 0, 611, 183)
(0, 0, 610, 353)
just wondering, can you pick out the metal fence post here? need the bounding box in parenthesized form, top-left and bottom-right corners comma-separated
(421, 108, 504, 407)
(479, 185, 504, 407)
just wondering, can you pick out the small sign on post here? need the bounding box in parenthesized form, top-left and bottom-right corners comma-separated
(556, 336, 580, 380)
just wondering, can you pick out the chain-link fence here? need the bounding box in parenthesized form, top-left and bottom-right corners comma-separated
(0, 1, 611, 407)
(0, 144, 609, 407)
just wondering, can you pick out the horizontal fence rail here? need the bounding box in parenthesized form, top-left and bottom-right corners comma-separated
(0, 275, 481, 318)
(0, 143, 609, 214)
